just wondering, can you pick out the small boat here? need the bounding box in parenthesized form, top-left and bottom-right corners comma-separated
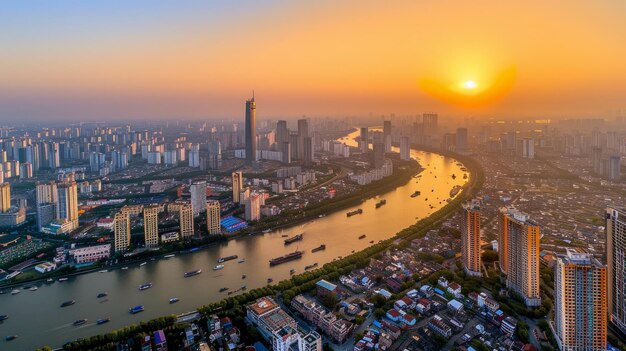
(267, 278, 273, 283)
(312, 244, 326, 253)
(358, 234, 366, 240)
(217, 255, 238, 263)
(98, 269, 108, 273)
(370, 240, 374, 244)
(73, 319, 88, 326)
(219, 287, 229, 292)
(169, 297, 180, 304)
(410, 191, 421, 198)
(5, 335, 17, 341)
(29, 286, 38, 291)
(375, 199, 386, 208)
(213, 264, 224, 270)
(139, 262, 147, 267)
(262, 229, 271, 233)
(150, 258, 155, 261)
(60, 300, 76, 307)
(269, 251, 304, 266)
(281, 234, 289, 237)
(22, 285, 32, 290)
(0, 315, 8, 321)
(289, 268, 296, 274)
(351, 250, 355, 253)
(184, 269, 202, 277)
(241, 285, 247, 290)
(97, 292, 108, 298)
(238, 258, 245, 263)
(96, 318, 110, 325)
(346, 209, 363, 217)
(242, 274, 246, 279)
(46, 278, 54, 283)
(58, 277, 68, 282)
(121, 266, 129, 270)
(164, 254, 175, 258)
(129, 305, 144, 314)
(138, 283, 153, 291)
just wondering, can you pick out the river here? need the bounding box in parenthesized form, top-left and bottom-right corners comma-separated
(0, 128, 468, 350)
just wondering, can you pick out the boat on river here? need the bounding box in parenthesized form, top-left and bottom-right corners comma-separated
(213, 264, 224, 270)
(138, 283, 153, 291)
(184, 269, 202, 277)
(269, 251, 303, 266)
(96, 318, 110, 325)
(73, 319, 87, 326)
(129, 305, 144, 314)
(375, 199, 386, 208)
(346, 209, 363, 217)
(284, 233, 303, 245)
(169, 297, 179, 304)
(218, 255, 238, 263)
(60, 300, 75, 307)
(311, 244, 326, 253)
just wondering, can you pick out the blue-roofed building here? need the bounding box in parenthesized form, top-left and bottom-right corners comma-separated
(316, 279, 337, 297)
(253, 341, 270, 351)
(434, 288, 445, 296)
(447, 299, 464, 314)
(220, 216, 248, 232)
(153, 330, 167, 351)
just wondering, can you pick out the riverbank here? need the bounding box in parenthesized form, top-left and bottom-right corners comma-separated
(60, 149, 484, 351)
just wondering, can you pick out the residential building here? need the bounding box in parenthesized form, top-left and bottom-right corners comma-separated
(179, 203, 194, 238)
(206, 200, 221, 235)
(461, 199, 482, 277)
(114, 210, 131, 252)
(606, 206, 626, 335)
(190, 181, 207, 215)
(232, 171, 243, 203)
(554, 249, 607, 351)
(143, 205, 159, 248)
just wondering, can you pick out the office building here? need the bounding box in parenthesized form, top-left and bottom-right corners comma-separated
(400, 136, 410, 161)
(245, 95, 257, 163)
(280, 141, 291, 164)
(461, 200, 482, 277)
(499, 206, 541, 306)
(372, 134, 385, 168)
(606, 207, 626, 335)
(190, 181, 207, 215)
(232, 171, 243, 203)
(456, 128, 468, 153)
(207, 140, 222, 169)
(143, 205, 159, 248)
(521, 138, 535, 159)
(276, 120, 289, 146)
(206, 200, 221, 235)
(554, 249, 607, 351)
(114, 210, 131, 252)
(297, 118, 309, 160)
(0, 183, 10, 213)
(179, 203, 194, 238)
(303, 137, 313, 165)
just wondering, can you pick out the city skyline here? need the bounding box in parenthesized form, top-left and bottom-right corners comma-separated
(1, 1, 626, 121)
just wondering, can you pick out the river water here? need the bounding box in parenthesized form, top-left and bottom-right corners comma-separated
(0, 129, 468, 350)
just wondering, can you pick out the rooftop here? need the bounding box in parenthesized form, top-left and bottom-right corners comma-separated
(248, 296, 279, 316)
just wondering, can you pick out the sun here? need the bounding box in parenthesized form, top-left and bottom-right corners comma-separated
(463, 80, 477, 89)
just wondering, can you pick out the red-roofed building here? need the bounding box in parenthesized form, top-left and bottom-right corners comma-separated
(386, 309, 400, 321)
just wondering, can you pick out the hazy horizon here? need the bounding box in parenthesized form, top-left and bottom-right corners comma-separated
(1, 0, 625, 122)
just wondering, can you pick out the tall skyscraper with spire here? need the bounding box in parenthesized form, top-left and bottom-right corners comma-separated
(245, 93, 257, 164)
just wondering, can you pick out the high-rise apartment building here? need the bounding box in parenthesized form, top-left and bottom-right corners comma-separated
(422, 113, 438, 136)
(554, 249, 607, 351)
(461, 200, 482, 277)
(297, 119, 309, 160)
(245, 95, 257, 163)
(206, 200, 221, 235)
(207, 140, 222, 169)
(456, 128, 468, 153)
(179, 203, 194, 238)
(360, 127, 369, 153)
(498, 206, 541, 307)
(143, 205, 159, 248)
(232, 171, 243, 204)
(0, 183, 10, 213)
(606, 206, 626, 335)
(114, 210, 131, 252)
(190, 181, 207, 215)
(276, 120, 289, 146)
(245, 193, 261, 221)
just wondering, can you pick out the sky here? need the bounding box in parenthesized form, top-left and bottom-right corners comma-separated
(1, 0, 625, 122)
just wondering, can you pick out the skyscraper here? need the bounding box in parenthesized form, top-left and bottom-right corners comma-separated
(206, 200, 221, 235)
(245, 95, 257, 163)
(232, 171, 243, 203)
(422, 113, 438, 136)
(400, 136, 410, 161)
(383, 120, 392, 153)
(35, 181, 58, 232)
(606, 206, 626, 335)
(114, 210, 131, 252)
(0, 183, 10, 213)
(521, 138, 535, 159)
(461, 200, 482, 277)
(143, 205, 159, 248)
(276, 120, 289, 146)
(456, 127, 468, 153)
(297, 118, 309, 160)
(179, 203, 194, 238)
(554, 249, 607, 351)
(190, 181, 207, 215)
(57, 181, 79, 231)
(207, 140, 222, 169)
(303, 137, 313, 165)
(498, 206, 541, 307)
(360, 127, 369, 153)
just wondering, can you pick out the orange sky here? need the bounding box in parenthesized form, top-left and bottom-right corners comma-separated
(1, 0, 625, 120)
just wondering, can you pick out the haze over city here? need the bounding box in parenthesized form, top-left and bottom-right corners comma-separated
(1, 0, 626, 121)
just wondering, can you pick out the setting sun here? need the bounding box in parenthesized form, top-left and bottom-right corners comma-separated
(463, 80, 478, 89)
